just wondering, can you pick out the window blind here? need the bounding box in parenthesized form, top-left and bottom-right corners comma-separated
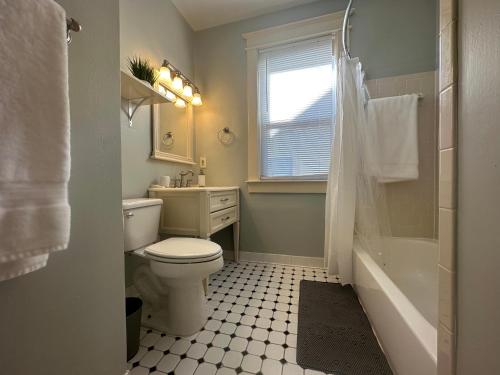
(258, 36, 336, 180)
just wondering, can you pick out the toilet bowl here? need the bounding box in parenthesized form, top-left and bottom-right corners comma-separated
(146, 238, 223, 335)
(123, 198, 224, 336)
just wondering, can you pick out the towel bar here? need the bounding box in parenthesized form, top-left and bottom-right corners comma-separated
(66, 17, 81, 44)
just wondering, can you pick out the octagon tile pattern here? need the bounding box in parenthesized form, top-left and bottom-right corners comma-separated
(127, 261, 339, 375)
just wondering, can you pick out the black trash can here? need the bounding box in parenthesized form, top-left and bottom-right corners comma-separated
(126, 297, 143, 361)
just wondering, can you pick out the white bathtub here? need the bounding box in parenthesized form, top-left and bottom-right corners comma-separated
(353, 238, 438, 375)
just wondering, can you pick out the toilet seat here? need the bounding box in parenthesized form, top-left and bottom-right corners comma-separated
(144, 237, 223, 264)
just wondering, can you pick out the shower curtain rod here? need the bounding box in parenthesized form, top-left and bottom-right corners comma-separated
(342, 0, 353, 58)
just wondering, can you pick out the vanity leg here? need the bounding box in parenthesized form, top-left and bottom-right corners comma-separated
(233, 221, 240, 263)
(203, 278, 209, 296)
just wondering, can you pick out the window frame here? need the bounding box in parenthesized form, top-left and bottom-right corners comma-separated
(243, 11, 346, 194)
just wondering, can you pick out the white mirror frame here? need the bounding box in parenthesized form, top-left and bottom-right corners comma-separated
(150, 102, 195, 165)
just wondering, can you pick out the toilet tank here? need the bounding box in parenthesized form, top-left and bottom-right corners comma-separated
(122, 198, 163, 252)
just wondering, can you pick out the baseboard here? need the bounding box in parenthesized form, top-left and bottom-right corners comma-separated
(223, 250, 325, 268)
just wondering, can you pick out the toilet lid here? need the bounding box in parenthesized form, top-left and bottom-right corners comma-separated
(145, 238, 222, 260)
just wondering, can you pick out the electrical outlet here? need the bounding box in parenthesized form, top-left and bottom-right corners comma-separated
(200, 156, 207, 168)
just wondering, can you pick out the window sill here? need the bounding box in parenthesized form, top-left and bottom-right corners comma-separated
(246, 179, 327, 194)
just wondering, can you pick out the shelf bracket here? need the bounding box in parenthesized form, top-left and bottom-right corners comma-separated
(125, 97, 148, 127)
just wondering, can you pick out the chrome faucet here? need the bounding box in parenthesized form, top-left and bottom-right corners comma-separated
(179, 170, 194, 187)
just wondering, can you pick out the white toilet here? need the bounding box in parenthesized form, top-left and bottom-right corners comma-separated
(123, 198, 223, 336)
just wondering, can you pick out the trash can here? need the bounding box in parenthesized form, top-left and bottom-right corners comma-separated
(126, 297, 143, 361)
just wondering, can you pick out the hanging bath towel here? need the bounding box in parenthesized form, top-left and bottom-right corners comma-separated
(367, 94, 419, 182)
(0, 0, 71, 281)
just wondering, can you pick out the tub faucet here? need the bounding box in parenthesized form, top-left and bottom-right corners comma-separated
(179, 170, 194, 187)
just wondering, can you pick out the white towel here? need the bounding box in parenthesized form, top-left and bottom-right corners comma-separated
(0, 0, 71, 281)
(366, 94, 419, 182)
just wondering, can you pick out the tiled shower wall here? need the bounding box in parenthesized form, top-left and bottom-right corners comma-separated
(437, 0, 458, 374)
(366, 71, 438, 239)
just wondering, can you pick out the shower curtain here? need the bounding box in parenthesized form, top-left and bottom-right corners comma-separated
(325, 56, 390, 285)
(324, 56, 362, 285)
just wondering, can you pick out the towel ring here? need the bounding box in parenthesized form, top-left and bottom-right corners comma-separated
(217, 127, 235, 145)
(162, 132, 174, 148)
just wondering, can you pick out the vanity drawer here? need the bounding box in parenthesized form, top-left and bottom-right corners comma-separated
(210, 190, 237, 213)
(210, 206, 237, 233)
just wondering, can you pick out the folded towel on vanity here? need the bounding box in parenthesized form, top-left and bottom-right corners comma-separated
(366, 94, 419, 183)
(0, 0, 71, 281)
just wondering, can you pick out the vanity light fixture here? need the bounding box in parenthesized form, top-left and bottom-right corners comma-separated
(158, 58, 203, 107)
(174, 98, 186, 108)
(159, 60, 172, 82)
(172, 74, 184, 91)
(192, 90, 203, 106)
(157, 83, 177, 103)
(183, 84, 193, 99)
(165, 90, 177, 102)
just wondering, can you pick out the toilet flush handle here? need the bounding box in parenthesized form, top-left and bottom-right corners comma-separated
(125, 212, 134, 218)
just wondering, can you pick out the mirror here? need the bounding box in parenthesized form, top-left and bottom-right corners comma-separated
(151, 84, 194, 164)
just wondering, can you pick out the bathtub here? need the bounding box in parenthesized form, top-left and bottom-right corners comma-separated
(353, 237, 438, 375)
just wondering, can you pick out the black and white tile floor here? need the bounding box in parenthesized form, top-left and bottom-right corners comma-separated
(127, 261, 339, 375)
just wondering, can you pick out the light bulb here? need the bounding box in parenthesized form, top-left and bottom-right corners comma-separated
(183, 84, 193, 98)
(172, 75, 183, 91)
(174, 98, 186, 108)
(159, 65, 171, 82)
(165, 90, 176, 102)
(192, 92, 203, 106)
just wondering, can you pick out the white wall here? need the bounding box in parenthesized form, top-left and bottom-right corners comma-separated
(457, 0, 500, 373)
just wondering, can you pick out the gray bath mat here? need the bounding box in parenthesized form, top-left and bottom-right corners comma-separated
(297, 280, 393, 375)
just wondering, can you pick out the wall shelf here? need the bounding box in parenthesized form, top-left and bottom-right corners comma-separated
(120, 70, 171, 126)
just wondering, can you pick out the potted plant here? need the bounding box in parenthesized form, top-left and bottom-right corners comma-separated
(128, 56, 158, 87)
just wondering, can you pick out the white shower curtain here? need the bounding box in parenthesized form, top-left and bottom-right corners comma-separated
(324, 56, 366, 285)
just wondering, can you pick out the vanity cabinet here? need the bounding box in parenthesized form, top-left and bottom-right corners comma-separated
(148, 187, 240, 262)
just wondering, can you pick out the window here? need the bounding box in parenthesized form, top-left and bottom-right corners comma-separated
(244, 11, 344, 193)
(258, 37, 335, 180)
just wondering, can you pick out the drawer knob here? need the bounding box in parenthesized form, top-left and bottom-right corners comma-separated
(220, 198, 229, 202)
(221, 216, 231, 221)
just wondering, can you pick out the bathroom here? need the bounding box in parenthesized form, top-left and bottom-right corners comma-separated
(0, 0, 499, 374)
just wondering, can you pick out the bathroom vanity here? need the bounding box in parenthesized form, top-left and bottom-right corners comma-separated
(148, 187, 240, 261)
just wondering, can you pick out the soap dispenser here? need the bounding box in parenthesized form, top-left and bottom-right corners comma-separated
(198, 168, 206, 187)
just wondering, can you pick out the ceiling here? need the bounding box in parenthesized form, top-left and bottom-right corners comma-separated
(171, 0, 321, 31)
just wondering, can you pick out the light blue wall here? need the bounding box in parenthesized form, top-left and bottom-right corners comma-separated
(194, 0, 437, 258)
(0, 0, 126, 373)
(120, 0, 196, 198)
(348, 0, 438, 79)
(119, 0, 437, 259)
(120, 0, 198, 285)
(196, 0, 437, 80)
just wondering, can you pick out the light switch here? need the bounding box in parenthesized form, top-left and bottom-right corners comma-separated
(200, 156, 207, 168)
